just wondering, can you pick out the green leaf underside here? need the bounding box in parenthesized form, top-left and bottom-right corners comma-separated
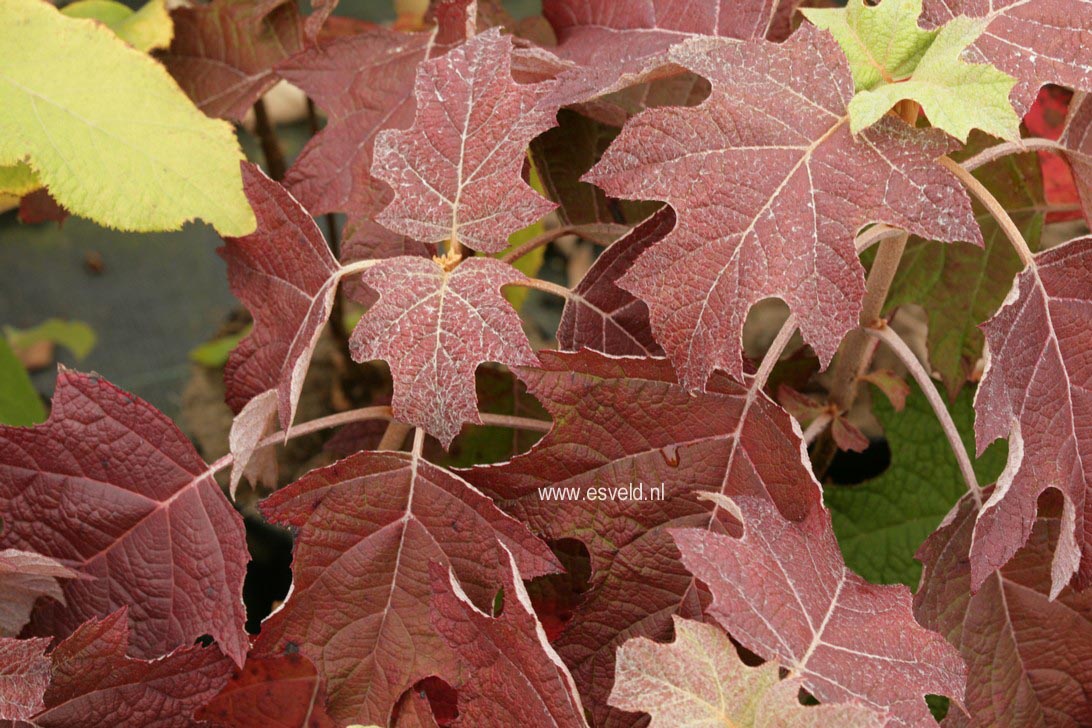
(828, 381, 1007, 587)
(803, 0, 937, 91)
(0, 337, 46, 427)
(0, 0, 254, 235)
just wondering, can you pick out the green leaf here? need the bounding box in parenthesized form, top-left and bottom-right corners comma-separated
(884, 136, 1044, 399)
(0, 0, 255, 236)
(5, 319, 97, 360)
(828, 381, 1007, 587)
(0, 336, 46, 426)
(61, 0, 174, 52)
(188, 325, 250, 368)
(847, 15, 1019, 141)
(803, 0, 936, 91)
(0, 161, 40, 196)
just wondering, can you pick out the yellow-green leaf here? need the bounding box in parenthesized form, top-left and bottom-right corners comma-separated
(61, 0, 174, 52)
(0, 0, 255, 235)
(847, 15, 1019, 141)
(803, 0, 936, 91)
(0, 161, 40, 196)
(5, 319, 97, 361)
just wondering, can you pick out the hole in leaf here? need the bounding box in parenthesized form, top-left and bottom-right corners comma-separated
(826, 438, 891, 485)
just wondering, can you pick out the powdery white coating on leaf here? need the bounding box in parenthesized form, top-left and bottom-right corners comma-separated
(922, 0, 1092, 114)
(609, 616, 886, 727)
(349, 255, 538, 447)
(227, 389, 279, 497)
(161, 0, 303, 122)
(971, 236, 1092, 595)
(0, 370, 250, 666)
(372, 29, 558, 253)
(428, 546, 588, 727)
(557, 207, 671, 356)
(464, 349, 823, 725)
(253, 451, 560, 725)
(672, 496, 967, 727)
(195, 653, 336, 728)
(915, 491, 1092, 727)
(586, 27, 981, 390)
(0, 549, 78, 637)
(221, 163, 340, 431)
(0, 637, 50, 721)
(31, 609, 233, 728)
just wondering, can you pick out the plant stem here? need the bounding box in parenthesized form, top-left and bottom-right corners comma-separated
(961, 137, 1064, 172)
(411, 427, 425, 458)
(252, 97, 286, 181)
(340, 259, 382, 277)
(855, 224, 904, 253)
(940, 156, 1035, 267)
(501, 226, 576, 264)
(866, 323, 980, 502)
(511, 277, 572, 301)
(478, 413, 552, 433)
(802, 412, 833, 445)
(377, 420, 413, 451)
(754, 314, 798, 392)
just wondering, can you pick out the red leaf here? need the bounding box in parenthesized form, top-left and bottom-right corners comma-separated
(832, 415, 870, 453)
(673, 495, 966, 726)
(31, 610, 232, 728)
(0, 370, 249, 666)
(196, 653, 335, 728)
(429, 545, 587, 727)
(161, 0, 303, 122)
(922, 0, 1092, 114)
(372, 29, 558, 253)
(916, 491, 1092, 727)
(1061, 92, 1092, 224)
(586, 27, 981, 390)
(221, 163, 340, 431)
(1024, 87, 1081, 223)
(252, 451, 560, 725)
(464, 349, 822, 724)
(557, 207, 670, 356)
(17, 189, 67, 226)
(972, 236, 1092, 594)
(0, 550, 78, 637)
(0, 637, 50, 721)
(348, 256, 537, 447)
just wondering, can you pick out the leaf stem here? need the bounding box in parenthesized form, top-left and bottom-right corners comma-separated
(500, 226, 576, 264)
(754, 314, 798, 393)
(510, 277, 572, 301)
(866, 323, 981, 502)
(411, 427, 425, 459)
(252, 97, 286, 181)
(377, 420, 413, 451)
(478, 412, 552, 433)
(339, 258, 382, 278)
(960, 137, 1064, 172)
(939, 156, 1035, 267)
(802, 412, 833, 445)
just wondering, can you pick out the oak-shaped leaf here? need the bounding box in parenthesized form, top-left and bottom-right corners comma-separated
(556, 207, 671, 356)
(0, 369, 249, 665)
(429, 545, 587, 727)
(586, 27, 981, 390)
(0, 549, 78, 637)
(916, 490, 1092, 726)
(28, 609, 233, 728)
(0, 637, 50, 722)
(971, 235, 1092, 594)
(465, 349, 823, 725)
(610, 616, 885, 727)
(922, 0, 1092, 114)
(372, 29, 558, 253)
(161, 0, 303, 122)
(252, 451, 560, 725)
(221, 163, 340, 433)
(673, 494, 966, 726)
(195, 653, 335, 728)
(348, 256, 537, 447)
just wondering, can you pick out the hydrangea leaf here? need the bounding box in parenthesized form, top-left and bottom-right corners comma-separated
(429, 546, 587, 727)
(348, 256, 537, 448)
(971, 235, 1092, 595)
(61, 0, 173, 52)
(161, 0, 303, 122)
(0, 0, 254, 235)
(673, 495, 967, 726)
(847, 15, 1020, 141)
(253, 451, 560, 725)
(0, 337, 45, 427)
(1061, 91, 1092, 221)
(0, 637, 51, 721)
(0, 369, 250, 666)
(0, 549, 79, 637)
(916, 490, 1092, 727)
(372, 29, 558, 254)
(195, 654, 336, 728)
(610, 616, 886, 727)
(828, 381, 1007, 587)
(585, 27, 981, 389)
(464, 350, 823, 725)
(922, 0, 1092, 114)
(802, 0, 937, 91)
(0, 161, 40, 196)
